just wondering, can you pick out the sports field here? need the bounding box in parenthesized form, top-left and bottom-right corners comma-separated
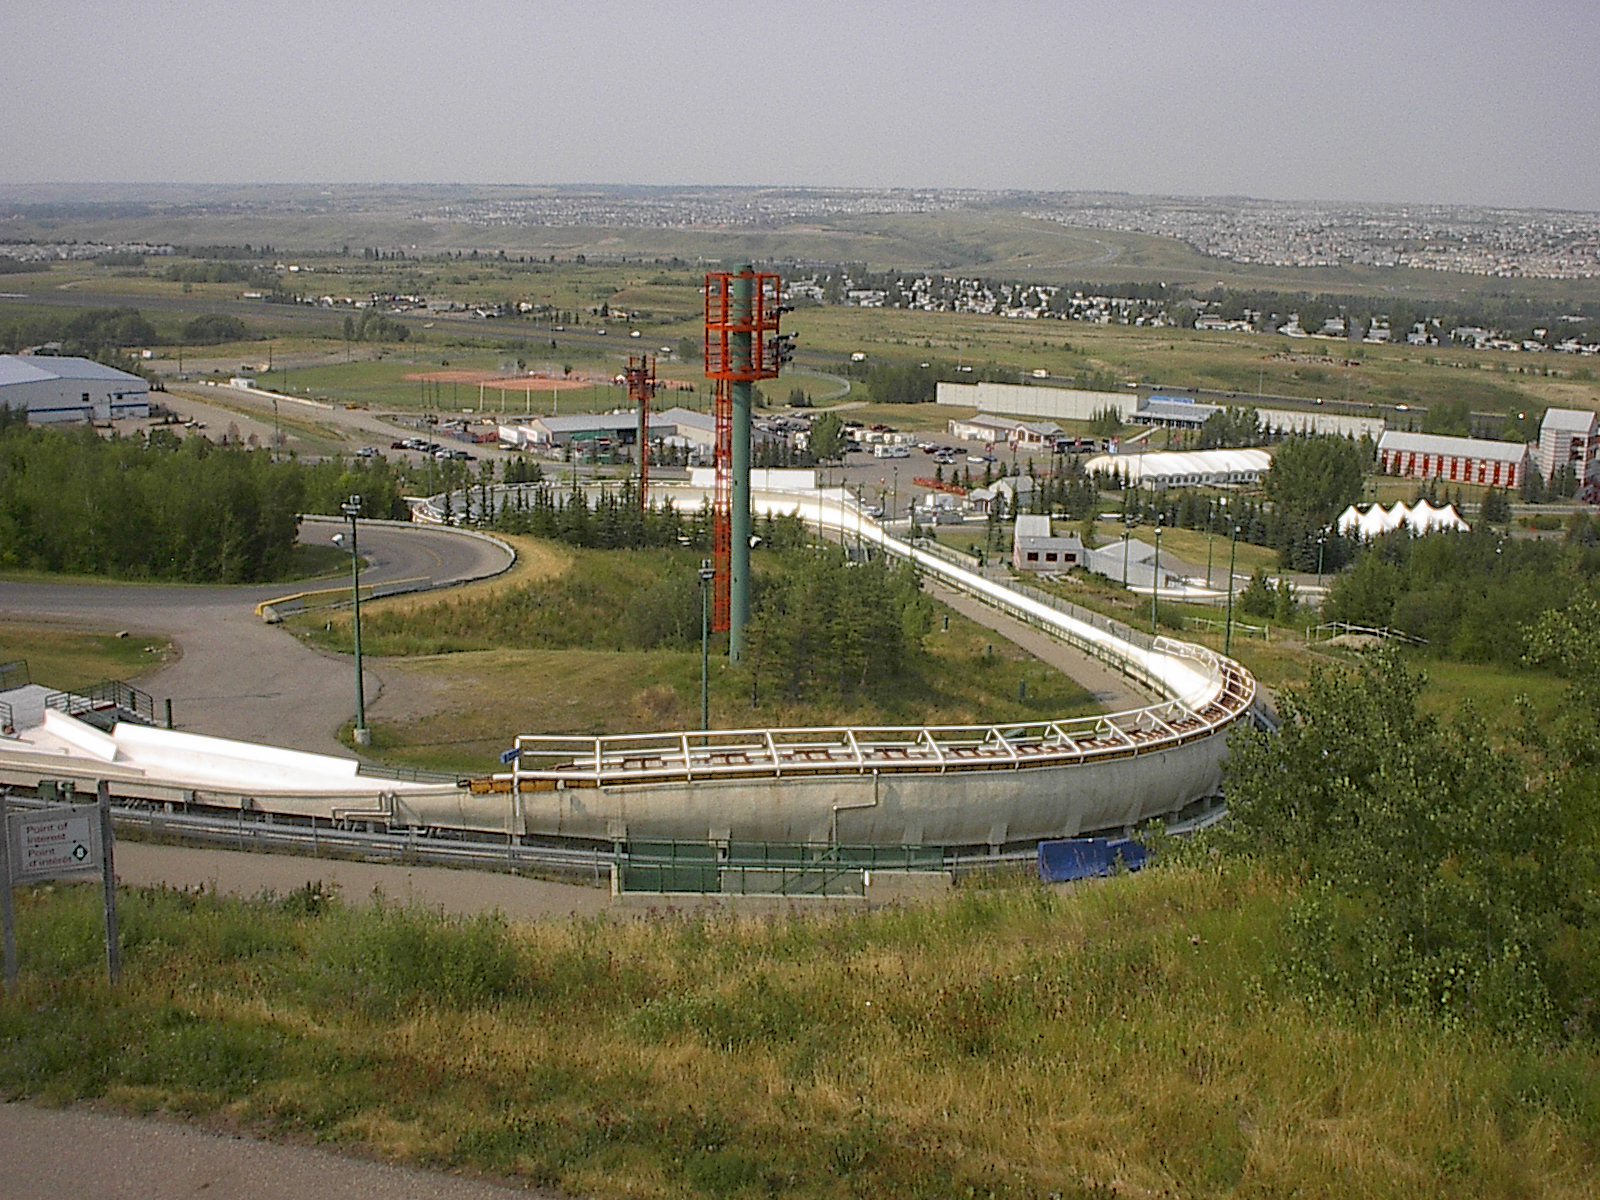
(404, 369, 598, 390)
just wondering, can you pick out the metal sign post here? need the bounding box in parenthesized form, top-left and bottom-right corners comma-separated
(1, 781, 120, 990)
(0, 790, 16, 991)
(98, 781, 121, 985)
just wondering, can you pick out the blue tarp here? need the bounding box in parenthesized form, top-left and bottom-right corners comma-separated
(1037, 837, 1148, 883)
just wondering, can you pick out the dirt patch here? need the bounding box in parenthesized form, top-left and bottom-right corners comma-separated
(405, 370, 601, 390)
(1326, 633, 1386, 649)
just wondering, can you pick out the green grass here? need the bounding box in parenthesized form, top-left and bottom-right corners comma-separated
(2, 865, 1596, 1198)
(328, 608, 1098, 775)
(0, 625, 172, 691)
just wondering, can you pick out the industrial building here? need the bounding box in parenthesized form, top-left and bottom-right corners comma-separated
(496, 406, 780, 464)
(1375, 430, 1530, 489)
(936, 379, 1384, 441)
(948, 413, 1062, 448)
(0, 355, 150, 424)
(1012, 515, 1085, 572)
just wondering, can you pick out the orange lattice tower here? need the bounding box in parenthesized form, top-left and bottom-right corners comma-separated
(624, 355, 658, 510)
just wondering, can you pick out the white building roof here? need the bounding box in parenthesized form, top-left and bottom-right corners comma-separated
(1014, 514, 1053, 538)
(1377, 430, 1528, 463)
(1540, 407, 1598, 435)
(0, 354, 147, 387)
(1084, 447, 1271, 485)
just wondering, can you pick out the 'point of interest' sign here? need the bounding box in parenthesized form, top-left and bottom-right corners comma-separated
(7, 809, 102, 886)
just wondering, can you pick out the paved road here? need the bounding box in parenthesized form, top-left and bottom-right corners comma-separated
(0, 520, 512, 754)
(0, 1104, 559, 1199)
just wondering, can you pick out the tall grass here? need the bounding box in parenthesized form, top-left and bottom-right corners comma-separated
(2, 869, 1596, 1198)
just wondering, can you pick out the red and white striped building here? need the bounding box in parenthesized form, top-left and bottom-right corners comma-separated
(1376, 430, 1531, 489)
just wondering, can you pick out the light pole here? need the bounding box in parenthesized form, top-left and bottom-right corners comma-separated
(1122, 520, 1134, 589)
(698, 558, 715, 731)
(1224, 523, 1241, 656)
(1315, 535, 1327, 592)
(337, 495, 369, 746)
(1205, 502, 1217, 589)
(1151, 518, 1163, 635)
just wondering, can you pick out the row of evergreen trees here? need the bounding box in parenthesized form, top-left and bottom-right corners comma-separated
(745, 547, 933, 703)
(0, 417, 301, 581)
(0, 417, 417, 582)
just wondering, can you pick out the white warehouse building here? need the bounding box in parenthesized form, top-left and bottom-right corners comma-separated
(0, 355, 151, 424)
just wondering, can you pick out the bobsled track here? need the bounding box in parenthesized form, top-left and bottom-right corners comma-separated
(0, 484, 1258, 865)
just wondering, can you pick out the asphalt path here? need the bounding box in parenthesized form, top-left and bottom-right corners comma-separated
(0, 520, 512, 754)
(0, 1104, 558, 1199)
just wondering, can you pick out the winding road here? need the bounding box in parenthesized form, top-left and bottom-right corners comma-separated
(0, 519, 513, 756)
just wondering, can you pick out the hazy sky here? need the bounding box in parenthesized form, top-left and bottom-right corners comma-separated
(5, 0, 1596, 210)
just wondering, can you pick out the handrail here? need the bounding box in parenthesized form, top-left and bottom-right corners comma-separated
(44, 680, 155, 725)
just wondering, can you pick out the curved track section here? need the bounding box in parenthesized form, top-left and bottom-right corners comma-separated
(482, 485, 1254, 850)
(0, 488, 1256, 854)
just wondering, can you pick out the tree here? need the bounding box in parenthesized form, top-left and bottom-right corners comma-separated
(808, 411, 846, 461)
(1215, 650, 1592, 1035)
(1239, 567, 1275, 617)
(1478, 487, 1512, 525)
(1264, 436, 1367, 527)
(181, 314, 248, 345)
(1198, 406, 1261, 449)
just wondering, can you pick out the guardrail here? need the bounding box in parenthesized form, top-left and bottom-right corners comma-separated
(1185, 615, 1270, 641)
(0, 660, 29, 692)
(1308, 621, 1427, 646)
(1, 790, 615, 881)
(255, 575, 432, 621)
(357, 762, 465, 786)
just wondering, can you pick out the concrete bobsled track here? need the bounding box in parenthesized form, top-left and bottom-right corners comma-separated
(0, 485, 1257, 856)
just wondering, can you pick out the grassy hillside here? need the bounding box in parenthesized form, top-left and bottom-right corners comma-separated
(2, 865, 1595, 1198)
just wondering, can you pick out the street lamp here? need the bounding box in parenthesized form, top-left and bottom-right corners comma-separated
(1315, 535, 1327, 592)
(1206, 500, 1221, 590)
(1224, 523, 1241, 656)
(698, 558, 715, 731)
(1151, 518, 1163, 635)
(336, 495, 369, 746)
(1122, 518, 1135, 589)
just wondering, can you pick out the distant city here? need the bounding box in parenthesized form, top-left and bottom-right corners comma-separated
(421, 188, 1600, 281)
(4, 184, 1593, 282)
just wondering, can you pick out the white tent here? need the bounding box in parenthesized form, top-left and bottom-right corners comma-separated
(1336, 501, 1470, 539)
